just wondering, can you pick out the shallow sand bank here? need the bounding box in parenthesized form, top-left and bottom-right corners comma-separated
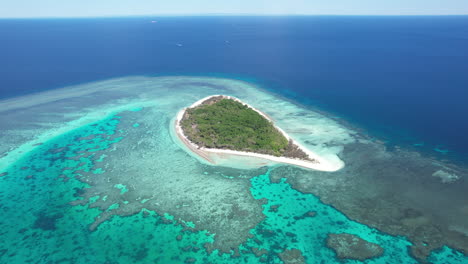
(174, 95, 344, 171)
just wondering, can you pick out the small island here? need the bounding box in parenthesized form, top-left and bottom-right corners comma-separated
(181, 95, 312, 160)
(175, 95, 340, 171)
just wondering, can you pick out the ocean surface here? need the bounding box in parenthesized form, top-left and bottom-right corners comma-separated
(1, 16, 468, 163)
(1, 17, 468, 264)
(0, 76, 466, 263)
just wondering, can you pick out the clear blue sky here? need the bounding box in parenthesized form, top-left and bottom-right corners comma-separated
(1, 0, 467, 18)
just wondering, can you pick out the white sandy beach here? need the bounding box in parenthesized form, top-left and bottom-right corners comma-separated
(174, 95, 344, 172)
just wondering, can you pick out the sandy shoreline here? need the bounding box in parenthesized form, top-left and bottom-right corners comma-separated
(174, 95, 343, 172)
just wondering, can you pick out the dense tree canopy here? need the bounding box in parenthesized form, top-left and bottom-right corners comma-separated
(180, 97, 309, 159)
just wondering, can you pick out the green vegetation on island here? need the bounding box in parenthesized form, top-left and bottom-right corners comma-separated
(180, 96, 311, 160)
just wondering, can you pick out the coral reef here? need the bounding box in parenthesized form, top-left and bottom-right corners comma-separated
(326, 233, 384, 261)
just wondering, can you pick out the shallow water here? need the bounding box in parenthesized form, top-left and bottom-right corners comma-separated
(0, 76, 467, 263)
(0, 112, 416, 263)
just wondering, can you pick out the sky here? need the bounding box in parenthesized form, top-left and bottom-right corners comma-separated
(1, 0, 468, 18)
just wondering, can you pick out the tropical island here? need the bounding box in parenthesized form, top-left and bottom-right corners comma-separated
(175, 95, 341, 171)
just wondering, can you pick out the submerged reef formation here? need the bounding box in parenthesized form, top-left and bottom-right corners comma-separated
(278, 249, 306, 264)
(326, 233, 384, 261)
(0, 76, 467, 263)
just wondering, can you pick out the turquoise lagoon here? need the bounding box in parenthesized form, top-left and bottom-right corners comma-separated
(0, 76, 467, 263)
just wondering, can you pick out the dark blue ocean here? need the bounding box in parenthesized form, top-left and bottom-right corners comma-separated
(1, 16, 468, 162)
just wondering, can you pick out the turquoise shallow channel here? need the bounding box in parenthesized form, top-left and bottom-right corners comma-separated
(0, 76, 467, 263)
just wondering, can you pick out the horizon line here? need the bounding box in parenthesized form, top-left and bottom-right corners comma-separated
(1, 13, 468, 19)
